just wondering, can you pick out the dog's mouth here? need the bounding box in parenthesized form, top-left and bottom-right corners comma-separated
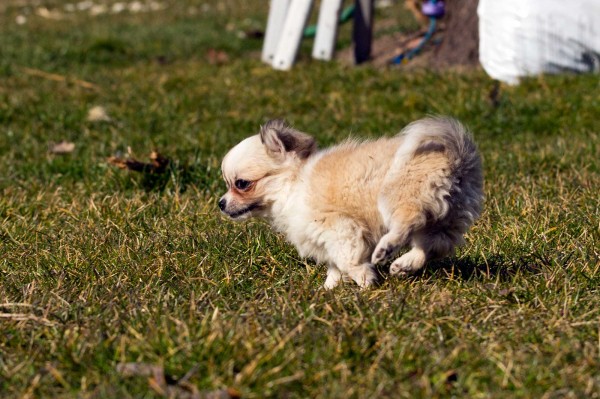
(226, 202, 262, 219)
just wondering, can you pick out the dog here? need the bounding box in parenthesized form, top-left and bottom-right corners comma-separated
(219, 117, 483, 289)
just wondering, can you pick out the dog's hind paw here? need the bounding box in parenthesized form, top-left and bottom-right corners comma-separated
(389, 248, 427, 276)
(371, 237, 399, 265)
(371, 230, 408, 265)
(371, 244, 395, 265)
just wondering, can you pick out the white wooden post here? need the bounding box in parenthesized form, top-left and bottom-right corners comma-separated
(312, 0, 344, 61)
(262, 0, 292, 64)
(272, 0, 313, 70)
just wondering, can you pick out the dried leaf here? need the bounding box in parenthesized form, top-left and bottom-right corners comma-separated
(36, 7, 64, 20)
(49, 141, 75, 154)
(22, 67, 100, 91)
(87, 105, 111, 122)
(116, 362, 240, 399)
(206, 49, 229, 65)
(441, 369, 459, 390)
(148, 375, 167, 396)
(116, 362, 163, 377)
(203, 388, 241, 399)
(117, 363, 169, 396)
(44, 363, 71, 389)
(108, 151, 169, 174)
(243, 29, 264, 39)
(0, 312, 56, 326)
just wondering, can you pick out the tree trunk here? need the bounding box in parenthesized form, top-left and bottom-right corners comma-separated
(431, 0, 480, 67)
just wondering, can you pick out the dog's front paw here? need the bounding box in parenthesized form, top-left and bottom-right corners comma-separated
(323, 277, 340, 290)
(323, 266, 342, 290)
(346, 264, 378, 288)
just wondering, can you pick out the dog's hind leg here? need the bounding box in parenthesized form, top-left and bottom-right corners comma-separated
(372, 143, 452, 266)
(389, 234, 429, 275)
(389, 228, 459, 275)
(371, 202, 426, 265)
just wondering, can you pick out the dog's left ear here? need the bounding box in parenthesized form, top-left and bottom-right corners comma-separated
(260, 119, 316, 160)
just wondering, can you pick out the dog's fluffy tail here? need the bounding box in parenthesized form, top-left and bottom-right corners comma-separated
(396, 116, 484, 218)
(397, 117, 470, 165)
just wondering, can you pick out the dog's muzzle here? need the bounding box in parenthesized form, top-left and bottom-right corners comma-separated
(219, 197, 261, 219)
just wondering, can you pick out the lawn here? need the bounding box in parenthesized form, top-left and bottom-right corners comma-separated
(0, 1, 599, 398)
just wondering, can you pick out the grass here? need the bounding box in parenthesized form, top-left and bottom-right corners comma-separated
(1, 1, 599, 398)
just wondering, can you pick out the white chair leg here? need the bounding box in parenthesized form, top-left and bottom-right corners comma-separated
(261, 0, 292, 65)
(312, 0, 343, 61)
(273, 0, 314, 70)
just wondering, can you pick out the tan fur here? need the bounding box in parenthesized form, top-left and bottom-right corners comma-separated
(309, 139, 400, 231)
(219, 117, 484, 289)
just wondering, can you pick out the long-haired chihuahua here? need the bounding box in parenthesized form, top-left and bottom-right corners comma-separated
(219, 117, 483, 289)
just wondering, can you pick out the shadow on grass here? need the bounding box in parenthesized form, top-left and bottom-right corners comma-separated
(379, 252, 544, 282)
(109, 155, 222, 196)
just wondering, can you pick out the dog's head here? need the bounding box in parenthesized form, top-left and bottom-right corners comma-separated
(219, 119, 316, 220)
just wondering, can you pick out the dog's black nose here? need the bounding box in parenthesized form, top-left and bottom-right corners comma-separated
(218, 198, 226, 211)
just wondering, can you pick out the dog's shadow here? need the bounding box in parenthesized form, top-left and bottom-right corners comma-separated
(377, 252, 543, 283)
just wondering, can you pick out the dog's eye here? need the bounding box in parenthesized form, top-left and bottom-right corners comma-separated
(235, 179, 252, 191)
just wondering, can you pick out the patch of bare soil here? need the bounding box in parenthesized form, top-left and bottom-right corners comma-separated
(337, 0, 480, 70)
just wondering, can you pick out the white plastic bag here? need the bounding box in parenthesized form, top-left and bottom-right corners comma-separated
(478, 0, 600, 84)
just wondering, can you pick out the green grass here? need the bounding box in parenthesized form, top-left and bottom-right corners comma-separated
(1, 1, 599, 398)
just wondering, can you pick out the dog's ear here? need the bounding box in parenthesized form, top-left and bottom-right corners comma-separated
(260, 119, 316, 160)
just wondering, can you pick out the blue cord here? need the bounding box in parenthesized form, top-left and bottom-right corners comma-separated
(391, 0, 440, 64)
